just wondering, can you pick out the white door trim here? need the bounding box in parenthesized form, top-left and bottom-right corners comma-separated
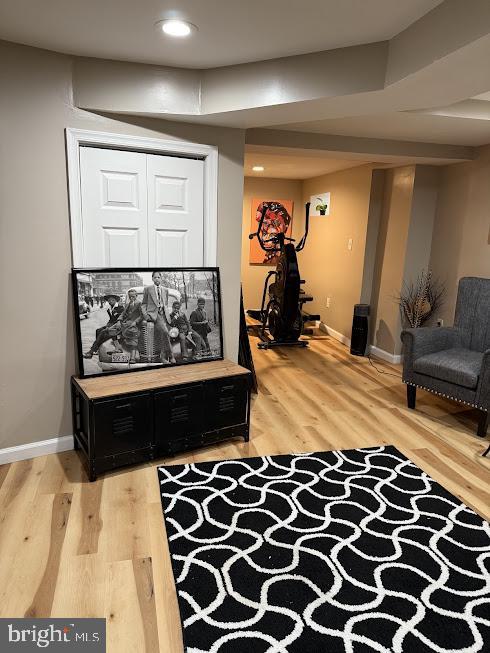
(65, 128, 218, 267)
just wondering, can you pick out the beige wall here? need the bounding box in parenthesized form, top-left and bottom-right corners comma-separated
(300, 165, 374, 337)
(370, 165, 440, 356)
(360, 169, 386, 305)
(0, 40, 245, 449)
(241, 177, 304, 309)
(2, 39, 489, 452)
(430, 145, 490, 325)
(402, 166, 439, 288)
(370, 166, 415, 355)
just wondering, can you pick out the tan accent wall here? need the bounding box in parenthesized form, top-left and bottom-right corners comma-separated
(241, 167, 376, 339)
(241, 177, 304, 310)
(429, 145, 490, 325)
(300, 166, 374, 338)
(0, 40, 245, 449)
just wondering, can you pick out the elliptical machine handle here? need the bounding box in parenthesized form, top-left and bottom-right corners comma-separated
(249, 203, 267, 246)
(296, 201, 310, 252)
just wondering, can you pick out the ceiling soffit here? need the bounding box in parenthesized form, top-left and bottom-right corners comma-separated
(70, 1, 490, 150)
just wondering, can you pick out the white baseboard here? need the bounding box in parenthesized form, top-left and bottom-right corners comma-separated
(0, 435, 74, 466)
(319, 323, 403, 365)
(319, 322, 351, 347)
(369, 345, 403, 365)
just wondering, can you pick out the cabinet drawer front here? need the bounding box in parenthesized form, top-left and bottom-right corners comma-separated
(93, 393, 152, 458)
(154, 384, 204, 442)
(205, 375, 248, 430)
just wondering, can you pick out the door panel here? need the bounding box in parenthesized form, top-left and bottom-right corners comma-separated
(101, 171, 140, 208)
(155, 229, 188, 267)
(103, 227, 141, 265)
(80, 147, 149, 267)
(147, 154, 204, 267)
(154, 175, 187, 211)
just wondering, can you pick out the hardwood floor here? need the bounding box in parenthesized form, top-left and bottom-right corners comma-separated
(0, 333, 489, 652)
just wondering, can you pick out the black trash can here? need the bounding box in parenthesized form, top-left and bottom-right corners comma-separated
(350, 304, 370, 356)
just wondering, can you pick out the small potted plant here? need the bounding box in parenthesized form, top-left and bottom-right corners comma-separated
(315, 197, 328, 215)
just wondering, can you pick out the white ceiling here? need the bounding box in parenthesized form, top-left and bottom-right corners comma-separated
(473, 91, 490, 102)
(0, 0, 442, 68)
(244, 144, 464, 179)
(244, 150, 367, 179)
(272, 111, 490, 146)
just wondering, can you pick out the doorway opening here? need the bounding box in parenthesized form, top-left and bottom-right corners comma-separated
(241, 145, 374, 354)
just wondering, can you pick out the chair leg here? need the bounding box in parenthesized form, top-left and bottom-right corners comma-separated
(477, 410, 489, 438)
(407, 385, 416, 409)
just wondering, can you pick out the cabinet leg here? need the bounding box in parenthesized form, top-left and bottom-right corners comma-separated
(477, 410, 489, 438)
(407, 385, 416, 409)
(73, 436, 80, 451)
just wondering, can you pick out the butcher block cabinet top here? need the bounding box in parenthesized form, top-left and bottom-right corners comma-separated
(73, 359, 250, 400)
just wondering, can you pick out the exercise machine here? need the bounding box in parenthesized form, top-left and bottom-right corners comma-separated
(247, 201, 319, 349)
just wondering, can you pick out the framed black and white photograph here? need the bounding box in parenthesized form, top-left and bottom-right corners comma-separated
(72, 267, 223, 378)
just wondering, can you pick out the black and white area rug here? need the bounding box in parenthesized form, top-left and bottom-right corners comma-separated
(158, 446, 490, 652)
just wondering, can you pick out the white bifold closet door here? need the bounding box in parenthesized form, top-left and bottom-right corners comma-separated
(79, 146, 204, 268)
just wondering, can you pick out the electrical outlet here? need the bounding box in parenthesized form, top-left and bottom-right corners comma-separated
(347, 238, 353, 251)
(326, 297, 331, 308)
(436, 318, 444, 327)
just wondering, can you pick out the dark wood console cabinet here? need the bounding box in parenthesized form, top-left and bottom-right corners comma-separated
(71, 360, 251, 481)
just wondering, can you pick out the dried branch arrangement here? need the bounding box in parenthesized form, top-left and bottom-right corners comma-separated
(397, 270, 445, 328)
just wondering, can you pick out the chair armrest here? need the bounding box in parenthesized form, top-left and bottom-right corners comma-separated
(476, 349, 490, 410)
(400, 327, 462, 378)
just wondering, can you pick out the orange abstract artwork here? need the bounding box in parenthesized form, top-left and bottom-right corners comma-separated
(249, 198, 294, 265)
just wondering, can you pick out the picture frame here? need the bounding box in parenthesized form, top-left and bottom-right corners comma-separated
(72, 267, 224, 378)
(310, 192, 330, 217)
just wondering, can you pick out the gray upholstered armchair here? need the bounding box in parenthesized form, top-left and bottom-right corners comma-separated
(401, 277, 490, 438)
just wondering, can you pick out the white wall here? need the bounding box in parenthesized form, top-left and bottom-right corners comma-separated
(0, 40, 245, 450)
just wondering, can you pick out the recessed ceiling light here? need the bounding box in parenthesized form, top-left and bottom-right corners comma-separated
(252, 166, 265, 172)
(156, 19, 197, 38)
